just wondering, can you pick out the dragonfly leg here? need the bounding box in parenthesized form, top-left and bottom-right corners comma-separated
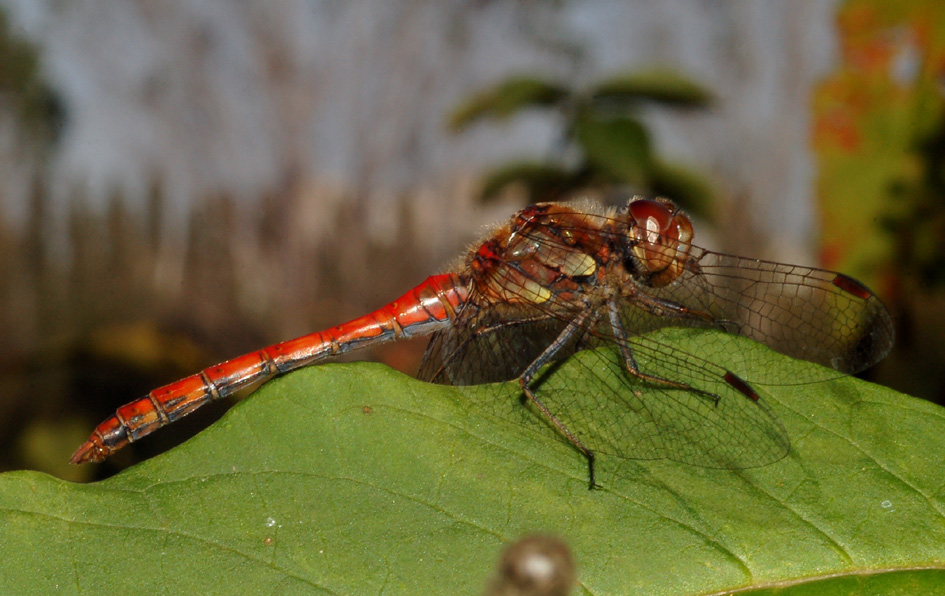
(629, 288, 711, 322)
(518, 308, 599, 489)
(628, 285, 742, 334)
(473, 314, 555, 337)
(607, 300, 720, 403)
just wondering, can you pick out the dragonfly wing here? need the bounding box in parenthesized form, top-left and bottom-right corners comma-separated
(418, 299, 595, 385)
(418, 290, 790, 469)
(527, 336, 791, 468)
(634, 248, 894, 376)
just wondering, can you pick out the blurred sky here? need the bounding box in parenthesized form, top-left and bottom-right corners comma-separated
(1, 0, 838, 263)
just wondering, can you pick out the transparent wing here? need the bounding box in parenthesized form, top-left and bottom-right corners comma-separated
(525, 333, 791, 468)
(418, 299, 580, 385)
(537, 209, 892, 376)
(416, 206, 891, 469)
(418, 294, 790, 468)
(642, 248, 894, 376)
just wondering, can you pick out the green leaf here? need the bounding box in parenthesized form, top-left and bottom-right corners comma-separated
(575, 112, 652, 184)
(589, 69, 713, 109)
(2, 328, 944, 595)
(447, 76, 569, 132)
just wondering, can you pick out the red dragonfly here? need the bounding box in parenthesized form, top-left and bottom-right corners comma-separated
(71, 197, 893, 487)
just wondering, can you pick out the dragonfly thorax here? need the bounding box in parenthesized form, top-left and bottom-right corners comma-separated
(468, 203, 615, 307)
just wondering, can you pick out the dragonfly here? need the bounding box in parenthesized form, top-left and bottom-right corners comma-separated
(71, 196, 893, 487)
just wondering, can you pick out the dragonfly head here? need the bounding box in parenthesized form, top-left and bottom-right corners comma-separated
(625, 197, 694, 287)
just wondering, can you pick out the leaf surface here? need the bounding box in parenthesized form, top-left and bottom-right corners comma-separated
(1, 329, 943, 595)
(447, 76, 568, 132)
(589, 69, 713, 108)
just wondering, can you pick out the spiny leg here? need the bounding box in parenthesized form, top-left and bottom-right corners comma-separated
(627, 286, 739, 334)
(607, 300, 720, 404)
(518, 308, 599, 489)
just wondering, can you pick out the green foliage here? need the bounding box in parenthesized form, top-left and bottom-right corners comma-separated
(812, 0, 945, 285)
(811, 0, 945, 399)
(575, 112, 652, 185)
(1, 329, 942, 595)
(0, 8, 63, 144)
(448, 68, 715, 215)
(885, 116, 945, 288)
(448, 76, 569, 132)
(588, 68, 713, 108)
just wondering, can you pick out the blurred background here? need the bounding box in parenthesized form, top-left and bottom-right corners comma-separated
(0, 0, 941, 480)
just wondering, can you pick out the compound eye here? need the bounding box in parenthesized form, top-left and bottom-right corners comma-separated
(627, 197, 693, 286)
(673, 210, 693, 246)
(628, 199, 676, 243)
